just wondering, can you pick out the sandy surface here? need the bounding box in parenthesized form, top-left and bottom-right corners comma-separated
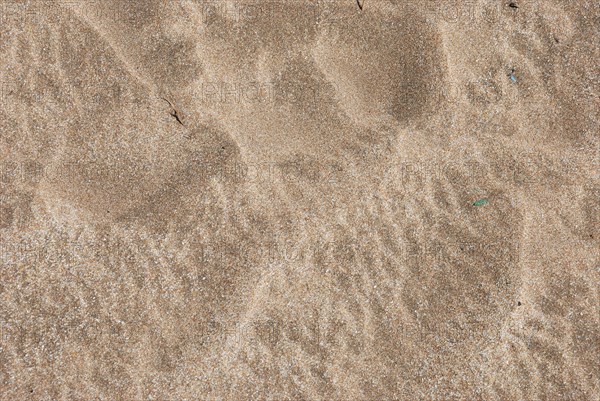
(0, 0, 599, 399)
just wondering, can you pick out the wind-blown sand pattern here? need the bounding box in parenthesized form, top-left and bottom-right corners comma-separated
(0, 0, 598, 399)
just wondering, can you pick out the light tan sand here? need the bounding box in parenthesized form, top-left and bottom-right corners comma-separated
(0, 0, 599, 399)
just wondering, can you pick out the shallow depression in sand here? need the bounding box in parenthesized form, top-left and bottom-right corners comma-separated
(17, 10, 231, 224)
(312, 5, 447, 127)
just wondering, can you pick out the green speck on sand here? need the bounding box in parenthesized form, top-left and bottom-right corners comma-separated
(473, 199, 489, 206)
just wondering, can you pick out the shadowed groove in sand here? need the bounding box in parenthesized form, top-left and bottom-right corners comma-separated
(312, 4, 447, 127)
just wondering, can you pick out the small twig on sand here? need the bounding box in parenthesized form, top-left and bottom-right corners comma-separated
(161, 97, 184, 126)
(357, 0, 363, 11)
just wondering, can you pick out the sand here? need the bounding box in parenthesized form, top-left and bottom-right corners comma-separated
(0, 0, 598, 399)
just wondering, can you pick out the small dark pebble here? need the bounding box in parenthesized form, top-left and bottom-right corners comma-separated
(517, 301, 522, 306)
(509, 2, 519, 8)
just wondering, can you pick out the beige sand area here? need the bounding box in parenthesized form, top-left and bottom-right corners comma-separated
(0, 0, 598, 399)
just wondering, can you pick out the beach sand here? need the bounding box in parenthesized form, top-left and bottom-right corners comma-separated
(0, 0, 598, 399)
